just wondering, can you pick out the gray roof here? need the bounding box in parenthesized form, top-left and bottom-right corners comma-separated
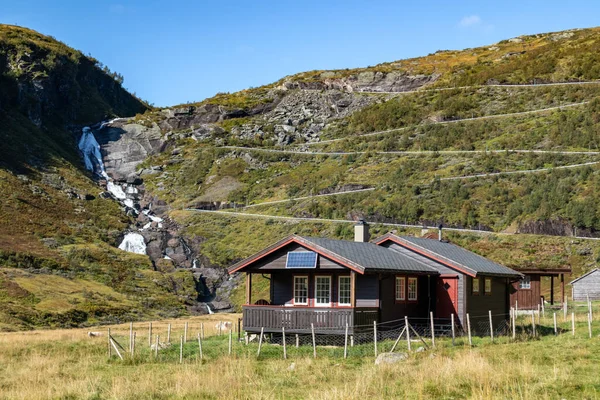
(301, 237, 438, 274)
(569, 268, 599, 284)
(396, 236, 522, 278)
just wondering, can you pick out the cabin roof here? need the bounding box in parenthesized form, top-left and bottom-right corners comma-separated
(300, 237, 439, 274)
(227, 235, 439, 275)
(374, 234, 522, 278)
(569, 268, 599, 284)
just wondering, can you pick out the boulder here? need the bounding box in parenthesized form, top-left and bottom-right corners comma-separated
(374, 352, 408, 365)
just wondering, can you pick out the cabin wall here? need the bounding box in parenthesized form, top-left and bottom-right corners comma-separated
(378, 274, 435, 323)
(572, 270, 600, 300)
(356, 274, 379, 307)
(509, 275, 541, 310)
(466, 276, 509, 329)
(267, 270, 351, 307)
(381, 242, 465, 324)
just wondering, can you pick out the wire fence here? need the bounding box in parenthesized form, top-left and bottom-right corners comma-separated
(102, 302, 600, 363)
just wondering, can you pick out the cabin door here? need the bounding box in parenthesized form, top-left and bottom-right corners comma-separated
(436, 276, 458, 318)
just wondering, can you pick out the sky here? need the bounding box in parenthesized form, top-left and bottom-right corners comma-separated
(2, 0, 599, 107)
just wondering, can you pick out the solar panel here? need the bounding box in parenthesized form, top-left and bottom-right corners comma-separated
(285, 251, 318, 269)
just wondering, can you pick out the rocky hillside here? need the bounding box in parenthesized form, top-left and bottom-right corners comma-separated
(0, 25, 224, 331)
(4, 25, 600, 328)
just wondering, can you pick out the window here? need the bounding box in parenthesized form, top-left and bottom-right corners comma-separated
(338, 276, 351, 306)
(408, 277, 418, 301)
(519, 276, 531, 289)
(293, 276, 308, 305)
(315, 276, 331, 306)
(395, 277, 405, 301)
(484, 278, 492, 295)
(472, 277, 480, 295)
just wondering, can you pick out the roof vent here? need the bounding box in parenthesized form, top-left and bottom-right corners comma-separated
(354, 220, 370, 242)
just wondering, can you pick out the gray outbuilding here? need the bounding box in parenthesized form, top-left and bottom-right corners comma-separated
(570, 269, 600, 301)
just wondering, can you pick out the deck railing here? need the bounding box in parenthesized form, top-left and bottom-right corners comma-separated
(243, 305, 368, 333)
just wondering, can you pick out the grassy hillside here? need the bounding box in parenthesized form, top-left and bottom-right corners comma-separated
(0, 25, 199, 331)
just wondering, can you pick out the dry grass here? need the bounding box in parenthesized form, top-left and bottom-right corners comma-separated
(0, 312, 599, 399)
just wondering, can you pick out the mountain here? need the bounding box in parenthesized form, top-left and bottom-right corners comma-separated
(3, 24, 600, 330)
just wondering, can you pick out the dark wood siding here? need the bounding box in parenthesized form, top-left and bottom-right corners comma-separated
(379, 274, 435, 323)
(572, 270, 600, 300)
(382, 242, 465, 325)
(356, 274, 379, 307)
(509, 274, 541, 310)
(272, 273, 293, 305)
(466, 276, 509, 329)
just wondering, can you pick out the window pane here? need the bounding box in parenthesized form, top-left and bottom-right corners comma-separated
(315, 276, 331, 305)
(339, 276, 351, 305)
(408, 278, 418, 300)
(473, 278, 480, 294)
(395, 277, 405, 300)
(519, 276, 531, 289)
(294, 276, 308, 304)
(485, 278, 492, 294)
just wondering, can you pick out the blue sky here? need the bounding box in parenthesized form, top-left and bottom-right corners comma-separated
(2, 1, 599, 106)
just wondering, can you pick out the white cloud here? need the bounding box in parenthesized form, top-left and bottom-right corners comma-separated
(459, 15, 481, 28)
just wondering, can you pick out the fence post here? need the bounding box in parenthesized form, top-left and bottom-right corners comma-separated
(179, 335, 183, 364)
(197, 333, 203, 360)
(184, 321, 188, 343)
(512, 309, 516, 339)
(588, 297, 593, 322)
(537, 304, 541, 324)
(311, 323, 317, 359)
(531, 311, 536, 337)
(572, 312, 575, 336)
(167, 323, 171, 344)
(489, 310, 494, 342)
(129, 322, 133, 353)
(588, 313, 593, 339)
(450, 314, 455, 346)
(430, 312, 435, 347)
(229, 328, 233, 356)
(373, 320, 378, 357)
(295, 334, 299, 348)
(344, 323, 349, 359)
(132, 331, 136, 356)
(553, 312, 557, 335)
(350, 335, 354, 347)
(466, 313, 472, 346)
(155, 334, 159, 358)
(282, 327, 287, 360)
(257, 327, 264, 357)
(108, 328, 112, 358)
(148, 322, 152, 347)
(541, 300, 545, 320)
(405, 316, 411, 351)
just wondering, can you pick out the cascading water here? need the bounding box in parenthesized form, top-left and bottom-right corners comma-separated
(206, 304, 214, 314)
(118, 232, 147, 254)
(78, 127, 108, 179)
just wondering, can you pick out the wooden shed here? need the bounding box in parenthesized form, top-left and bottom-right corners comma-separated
(509, 268, 571, 310)
(570, 269, 600, 301)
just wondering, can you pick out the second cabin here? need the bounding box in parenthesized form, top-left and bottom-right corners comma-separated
(228, 222, 522, 334)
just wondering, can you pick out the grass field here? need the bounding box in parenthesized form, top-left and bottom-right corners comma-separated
(0, 309, 600, 399)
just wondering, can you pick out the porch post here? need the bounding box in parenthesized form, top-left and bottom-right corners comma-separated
(350, 271, 356, 308)
(560, 273, 565, 304)
(550, 275, 554, 305)
(246, 272, 252, 305)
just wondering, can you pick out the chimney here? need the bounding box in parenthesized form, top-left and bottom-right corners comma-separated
(438, 224, 443, 241)
(354, 220, 370, 242)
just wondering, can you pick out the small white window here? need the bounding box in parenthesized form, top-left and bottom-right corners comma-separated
(519, 276, 531, 289)
(294, 276, 308, 305)
(395, 276, 405, 301)
(408, 277, 418, 301)
(315, 276, 331, 306)
(338, 276, 351, 306)
(485, 278, 492, 295)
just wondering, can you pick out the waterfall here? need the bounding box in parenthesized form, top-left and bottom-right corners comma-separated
(78, 127, 107, 178)
(118, 232, 147, 255)
(206, 304, 214, 314)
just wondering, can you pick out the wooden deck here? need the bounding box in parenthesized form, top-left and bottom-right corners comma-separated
(242, 305, 378, 334)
